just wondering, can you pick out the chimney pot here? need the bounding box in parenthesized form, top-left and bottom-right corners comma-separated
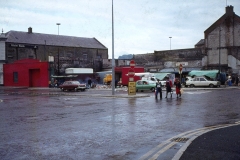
(28, 27, 32, 33)
(226, 5, 234, 16)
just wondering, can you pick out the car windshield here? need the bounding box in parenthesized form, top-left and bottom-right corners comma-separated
(72, 81, 80, 84)
(63, 81, 80, 85)
(204, 76, 212, 81)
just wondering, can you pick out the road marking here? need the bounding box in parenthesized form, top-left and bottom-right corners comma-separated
(172, 123, 240, 160)
(184, 91, 211, 94)
(149, 142, 177, 160)
(64, 106, 73, 108)
(139, 127, 208, 160)
(64, 98, 78, 100)
(139, 122, 240, 160)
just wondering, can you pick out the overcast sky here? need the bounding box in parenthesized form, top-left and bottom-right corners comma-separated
(1, 0, 240, 58)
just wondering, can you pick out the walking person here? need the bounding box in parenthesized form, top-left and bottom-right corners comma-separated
(175, 78, 182, 98)
(165, 77, 173, 98)
(88, 78, 92, 89)
(54, 79, 58, 88)
(236, 76, 239, 86)
(155, 79, 162, 99)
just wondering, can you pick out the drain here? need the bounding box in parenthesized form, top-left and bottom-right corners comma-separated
(171, 137, 189, 143)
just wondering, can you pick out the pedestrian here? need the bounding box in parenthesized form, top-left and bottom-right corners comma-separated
(165, 77, 173, 98)
(175, 78, 182, 98)
(155, 79, 162, 99)
(231, 75, 235, 84)
(53, 79, 58, 88)
(88, 78, 92, 88)
(49, 80, 52, 88)
(115, 79, 118, 88)
(236, 76, 239, 86)
(227, 76, 232, 86)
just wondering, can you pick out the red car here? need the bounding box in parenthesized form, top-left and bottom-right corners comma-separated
(59, 81, 86, 91)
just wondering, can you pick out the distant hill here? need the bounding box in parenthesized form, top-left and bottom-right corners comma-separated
(118, 54, 133, 59)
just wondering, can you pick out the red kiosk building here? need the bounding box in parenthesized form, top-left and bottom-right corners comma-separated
(3, 59, 49, 87)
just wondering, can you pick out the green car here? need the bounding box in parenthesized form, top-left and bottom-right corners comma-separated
(136, 80, 156, 92)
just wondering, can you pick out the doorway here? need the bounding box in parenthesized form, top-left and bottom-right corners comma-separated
(29, 69, 40, 87)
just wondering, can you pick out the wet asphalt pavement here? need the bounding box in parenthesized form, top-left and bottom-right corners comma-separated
(0, 86, 240, 160)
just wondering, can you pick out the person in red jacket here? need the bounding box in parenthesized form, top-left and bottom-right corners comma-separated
(165, 77, 173, 98)
(175, 78, 182, 98)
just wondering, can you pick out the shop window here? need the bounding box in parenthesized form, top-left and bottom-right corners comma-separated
(13, 72, 18, 83)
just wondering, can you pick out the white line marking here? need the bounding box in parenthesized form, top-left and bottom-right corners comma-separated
(172, 123, 240, 160)
(185, 91, 211, 94)
(139, 127, 208, 160)
(149, 142, 177, 160)
(139, 122, 240, 160)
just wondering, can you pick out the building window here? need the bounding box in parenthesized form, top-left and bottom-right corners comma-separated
(8, 55, 13, 59)
(83, 54, 87, 60)
(19, 48, 26, 53)
(13, 72, 18, 83)
(28, 55, 34, 59)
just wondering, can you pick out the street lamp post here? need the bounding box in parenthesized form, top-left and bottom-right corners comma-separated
(56, 23, 61, 35)
(111, 0, 115, 95)
(219, 28, 221, 73)
(56, 23, 61, 75)
(169, 37, 172, 50)
(48, 55, 54, 88)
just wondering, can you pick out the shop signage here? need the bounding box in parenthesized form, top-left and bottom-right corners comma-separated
(10, 44, 38, 49)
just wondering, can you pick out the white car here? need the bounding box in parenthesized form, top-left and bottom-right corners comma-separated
(185, 76, 220, 88)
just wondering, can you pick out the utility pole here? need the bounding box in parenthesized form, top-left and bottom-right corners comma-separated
(111, 0, 115, 95)
(219, 28, 221, 73)
(56, 23, 61, 75)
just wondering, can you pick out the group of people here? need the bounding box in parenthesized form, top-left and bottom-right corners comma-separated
(155, 77, 182, 99)
(226, 75, 239, 86)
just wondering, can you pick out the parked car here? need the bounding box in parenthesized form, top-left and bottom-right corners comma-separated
(136, 80, 156, 92)
(142, 76, 166, 87)
(185, 76, 220, 88)
(59, 81, 86, 91)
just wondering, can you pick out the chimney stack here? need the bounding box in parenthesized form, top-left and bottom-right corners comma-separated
(28, 27, 32, 33)
(225, 5, 234, 16)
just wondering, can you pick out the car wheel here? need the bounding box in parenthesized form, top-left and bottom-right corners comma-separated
(190, 84, 194, 88)
(60, 88, 64, 91)
(136, 89, 138, 92)
(209, 84, 214, 88)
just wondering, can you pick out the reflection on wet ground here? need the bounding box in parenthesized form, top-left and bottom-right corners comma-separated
(0, 88, 240, 159)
